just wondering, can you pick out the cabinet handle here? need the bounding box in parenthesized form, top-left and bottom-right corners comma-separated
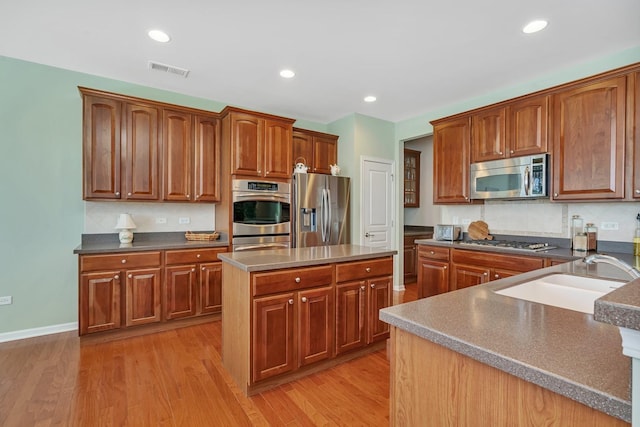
(186, 194, 190, 199)
(127, 192, 132, 196)
(430, 251, 435, 255)
(258, 170, 262, 174)
(370, 283, 376, 289)
(494, 274, 500, 279)
(510, 150, 514, 154)
(498, 151, 503, 155)
(360, 286, 366, 291)
(128, 274, 132, 279)
(202, 267, 206, 271)
(114, 274, 119, 280)
(636, 189, 640, 194)
(365, 267, 371, 273)
(483, 272, 488, 276)
(115, 191, 120, 196)
(554, 193, 558, 197)
(295, 277, 301, 283)
(288, 299, 294, 305)
(121, 259, 127, 264)
(443, 266, 447, 269)
(191, 268, 196, 272)
(301, 297, 308, 303)
(196, 254, 201, 258)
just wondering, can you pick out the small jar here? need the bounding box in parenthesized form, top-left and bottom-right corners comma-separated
(570, 215, 583, 249)
(573, 232, 588, 252)
(585, 223, 597, 251)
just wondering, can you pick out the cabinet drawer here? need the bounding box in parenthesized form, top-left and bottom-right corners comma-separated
(417, 245, 450, 261)
(336, 257, 393, 283)
(165, 247, 228, 265)
(80, 251, 162, 272)
(253, 265, 334, 297)
(452, 249, 544, 272)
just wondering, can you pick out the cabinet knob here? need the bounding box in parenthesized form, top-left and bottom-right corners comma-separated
(365, 267, 371, 273)
(115, 191, 120, 196)
(127, 192, 132, 196)
(554, 193, 558, 197)
(360, 286, 366, 291)
(430, 251, 435, 255)
(288, 298, 294, 305)
(196, 254, 201, 258)
(295, 277, 301, 283)
(510, 150, 514, 154)
(121, 259, 127, 264)
(498, 151, 503, 155)
(370, 283, 376, 289)
(301, 297, 308, 303)
(636, 189, 640, 194)
(128, 274, 132, 279)
(202, 267, 206, 271)
(258, 170, 262, 174)
(443, 266, 447, 269)
(186, 194, 190, 199)
(114, 274, 119, 280)
(191, 268, 196, 272)
(196, 194, 200, 199)
(483, 272, 488, 276)
(494, 274, 500, 279)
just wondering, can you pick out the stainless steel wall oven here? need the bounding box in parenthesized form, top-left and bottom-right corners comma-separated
(231, 179, 291, 251)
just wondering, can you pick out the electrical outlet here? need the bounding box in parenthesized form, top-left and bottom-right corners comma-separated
(0, 296, 12, 305)
(600, 222, 619, 231)
(461, 218, 471, 226)
(156, 217, 167, 224)
(179, 217, 190, 225)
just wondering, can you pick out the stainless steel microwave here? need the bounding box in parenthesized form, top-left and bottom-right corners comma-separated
(470, 154, 548, 200)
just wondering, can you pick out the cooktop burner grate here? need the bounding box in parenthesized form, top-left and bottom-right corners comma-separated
(460, 240, 556, 252)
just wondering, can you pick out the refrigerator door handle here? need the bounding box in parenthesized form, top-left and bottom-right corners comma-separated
(325, 188, 332, 242)
(320, 188, 327, 242)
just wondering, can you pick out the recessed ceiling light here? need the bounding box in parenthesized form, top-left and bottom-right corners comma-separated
(364, 95, 377, 103)
(148, 29, 171, 43)
(522, 20, 548, 34)
(280, 69, 295, 79)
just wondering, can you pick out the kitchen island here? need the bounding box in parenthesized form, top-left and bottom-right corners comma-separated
(218, 244, 397, 395)
(380, 258, 633, 426)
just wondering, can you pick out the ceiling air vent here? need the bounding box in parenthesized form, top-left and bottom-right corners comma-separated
(148, 61, 190, 78)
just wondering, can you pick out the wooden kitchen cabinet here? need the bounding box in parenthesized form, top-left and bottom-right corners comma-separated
(403, 149, 421, 207)
(292, 128, 338, 175)
(251, 265, 334, 382)
(633, 70, 640, 199)
(471, 95, 548, 163)
(164, 247, 227, 319)
(79, 251, 162, 335)
(417, 245, 450, 298)
(124, 102, 160, 200)
(551, 75, 627, 200)
(404, 233, 433, 284)
(193, 114, 221, 202)
(335, 257, 393, 355)
(432, 116, 473, 204)
(223, 108, 294, 179)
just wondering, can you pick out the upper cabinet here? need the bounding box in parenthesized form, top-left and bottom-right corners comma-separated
(222, 108, 294, 179)
(471, 94, 548, 163)
(551, 75, 626, 201)
(80, 87, 220, 203)
(292, 128, 338, 175)
(432, 116, 472, 204)
(632, 71, 640, 199)
(403, 149, 420, 207)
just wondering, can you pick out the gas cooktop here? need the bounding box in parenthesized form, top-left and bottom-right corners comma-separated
(459, 240, 556, 252)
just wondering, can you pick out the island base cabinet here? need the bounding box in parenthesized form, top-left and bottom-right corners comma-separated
(298, 287, 334, 367)
(389, 327, 629, 427)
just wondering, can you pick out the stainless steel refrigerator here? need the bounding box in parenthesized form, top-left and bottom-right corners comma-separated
(292, 173, 351, 248)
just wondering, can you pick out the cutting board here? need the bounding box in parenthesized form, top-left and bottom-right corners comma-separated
(467, 221, 493, 240)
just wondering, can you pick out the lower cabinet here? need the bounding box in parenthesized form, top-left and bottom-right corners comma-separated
(78, 246, 227, 336)
(335, 258, 393, 355)
(251, 265, 334, 382)
(417, 245, 451, 298)
(404, 233, 433, 284)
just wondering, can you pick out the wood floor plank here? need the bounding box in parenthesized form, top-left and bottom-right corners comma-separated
(0, 287, 415, 426)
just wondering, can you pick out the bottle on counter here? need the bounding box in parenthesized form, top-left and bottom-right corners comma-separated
(573, 232, 588, 253)
(570, 215, 583, 249)
(585, 222, 597, 251)
(634, 213, 640, 256)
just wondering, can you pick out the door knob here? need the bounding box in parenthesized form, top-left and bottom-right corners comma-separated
(365, 232, 374, 237)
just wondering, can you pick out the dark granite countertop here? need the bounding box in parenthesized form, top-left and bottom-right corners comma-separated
(381, 258, 633, 422)
(73, 231, 230, 254)
(403, 225, 434, 237)
(218, 244, 397, 272)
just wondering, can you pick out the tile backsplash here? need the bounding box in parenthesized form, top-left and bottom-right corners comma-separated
(84, 202, 216, 233)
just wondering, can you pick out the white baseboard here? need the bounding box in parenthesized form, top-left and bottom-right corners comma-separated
(0, 322, 78, 343)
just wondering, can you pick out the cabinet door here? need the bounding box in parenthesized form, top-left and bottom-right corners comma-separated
(164, 265, 197, 320)
(404, 149, 421, 207)
(335, 281, 366, 355)
(193, 115, 220, 202)
(433, 117, 472, 203)
(403, 243, 417, 283)
(552, 76, 626, 200)
(367, 276, 391, 344)
(80, 271, 121, 335)
(633, 71, 640, 199)
(508, 94, 548, 157)
(491, 268, 521, 281)
(199, 262, 222, 314)
(312, 135, 337, 175)
(417, 259, 449, 299)
(123, 103, 159, 200)
(471, 106, 506, 162)
(163, 109, 193, 201)
(252, 293, 295, 382)
(125, 267, 161, 326)
(83, 96, 122, 199)
(298, 286, 334, 367)
(230, 112, 262, 176)
(450, 264, 489, 290)
(292, 130, 314, 172)
(263, 119, 292, 179)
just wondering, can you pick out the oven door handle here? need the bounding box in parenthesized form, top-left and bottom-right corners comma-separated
(233, 193, 290, 200)
(234, 243, 290, 251)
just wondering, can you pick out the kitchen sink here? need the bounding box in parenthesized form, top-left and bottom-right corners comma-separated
(494, 273, 626, 314)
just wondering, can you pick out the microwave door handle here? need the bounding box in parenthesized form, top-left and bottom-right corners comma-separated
(523, 166, 530, 195)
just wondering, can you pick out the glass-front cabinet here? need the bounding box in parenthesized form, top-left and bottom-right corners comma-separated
(404, 149, 421, 207)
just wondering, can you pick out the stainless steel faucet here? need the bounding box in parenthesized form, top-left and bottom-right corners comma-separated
(583, 254, 640, 279)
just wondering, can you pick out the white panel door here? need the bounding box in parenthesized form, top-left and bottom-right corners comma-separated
(362, 158, 394, 249)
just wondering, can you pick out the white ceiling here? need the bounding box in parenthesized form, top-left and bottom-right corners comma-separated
(1, 0, 639, 124)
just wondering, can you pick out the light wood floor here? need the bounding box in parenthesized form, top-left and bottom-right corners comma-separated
(0, 284, 417, 426)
